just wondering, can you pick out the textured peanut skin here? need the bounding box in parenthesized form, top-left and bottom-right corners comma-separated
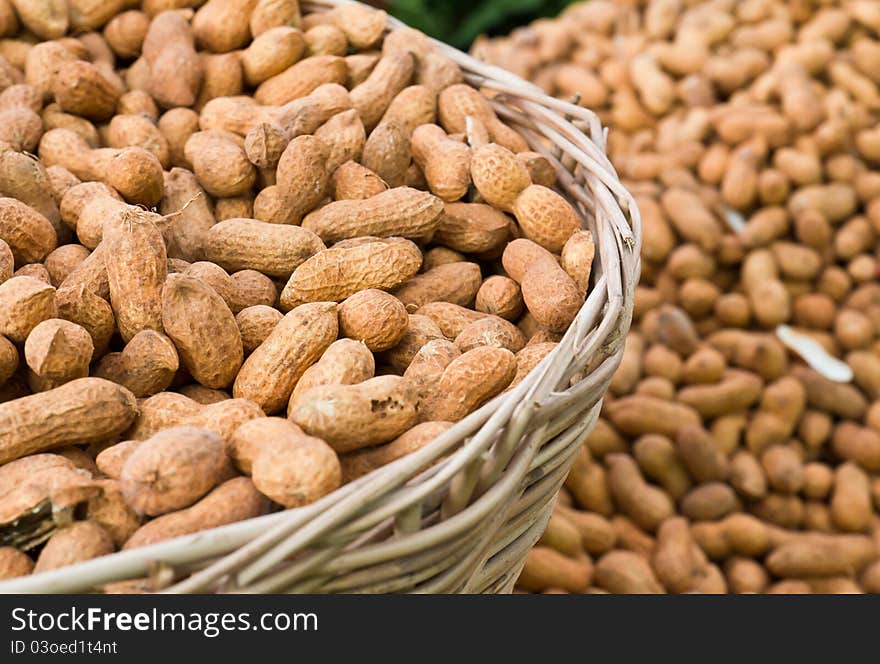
(236, 305, 283, 354)
(290, 375, 418, 452)
(561, 229, 595, 296)
(24, 318, 94, 388)
(10, 0, 68, 39)
(0, 197, 57, 266)
(266, 134, 330, 224)
(123, 477, 271, 549)
(55, 283, 115, 356)
(420, 346, 516, 422)
(255, 54, 347, 105)
(51, 60, 120, 121)
(280, 237, 422, 310)
(454, 316, 527, 353)
(251, 426, 341, 507)
(204, 218, 324, 278)
(340, 420, 453, 482)
(313, 108, 366, 173)
(513, 184, 582, 253)
(338, 289, 408, 352)
(85, 479, 142, 548)
(0, 546, 34, 580)
(350, 51, 415, 131)
(143, 10, 203, 109)
(502, 239, 583, 334)
(301, 186, 443, 244)
(470, 143, 532, 212)
(393, 261, 483, 309)
(435, 202, 511, 254)
(476, 276, 523, 321)
(242, 26, 305, 85)
(104, 209, 167, 343)
(0, 275, 57, 343)
(96, 439, 144, 480)
(416, 302, 486, 339)
(234, 301, 338, 414)
(0, 377, 137, 465)
(95, 330, 179, 397)
(0, 153, 67, 243)
(382, 313, 445, 373)
(288, 338, 374, 412)
(34, 521, 115, 573)
(228, 416, 298, 475)
(161, 273, 243, 389)
(120, 426, 228, 516)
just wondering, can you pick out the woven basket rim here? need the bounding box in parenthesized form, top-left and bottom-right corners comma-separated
(0, 0, 641, 594)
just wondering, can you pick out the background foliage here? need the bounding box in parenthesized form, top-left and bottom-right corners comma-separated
(384, 0, 575, 50)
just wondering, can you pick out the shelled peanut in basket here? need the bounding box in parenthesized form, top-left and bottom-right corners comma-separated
(476, 0, 880, 594)
(0, 1, 597, 587)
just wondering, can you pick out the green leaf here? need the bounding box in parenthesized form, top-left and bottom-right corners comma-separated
(387, 0, 577, 50)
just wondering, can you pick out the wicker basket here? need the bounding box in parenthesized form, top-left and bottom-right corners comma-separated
(0, 0, 640, 594)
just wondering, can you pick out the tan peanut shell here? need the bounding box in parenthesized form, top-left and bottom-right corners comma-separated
(393, 261, 483, 309)
(97, 440, 144, 480)
(360, 119, 409, 188)
(86, 479, 142, 547)
(234, 301, 337, 414)
(561, 229, 595, 296)
(0, 275, 57, 343)
(350, 51, 415, 131)
(236, 305, 283, 355)
(288, 338, 374, 412)
(254, 54, 347, 106)
(476, 275, 523, 321)
(95, 330, 179, 397)
(104, 208, 167, 343)
(34, 521, 115, 573)
(124, 477, 271, 549)
(120, 426, 228, 516)
(416, 302, 486, 339)
(280, 237, 422, 310)
(290, 375, 418, 452)
(383, 313, 445, 373)
(0, 197, 58, 266)
(411, 124, 471, 202)
(470, 143, 532, 212)
(228, 416, 299, 475)
(51, 60, 120, 121)
(251, 427, 341, 508)
(242, 26, 305, 86)
(24, 318, 93, 389)
(55, 283, 115, 356)
(340, 420, 453, 483)
(513, 184, 582, 253)
(302, 186, 443, 244)
(454, 316, 527, 353)
(313, 108, 366, 173)
(420, 346, 516, 422)
(0, 546, 34, 580)
(204, 218, 324, 279)
(337, 289, 408, 352)
(161, 273, 243, 389)
(502, 239, 582, 334)
(330, 161, 388, 200)
(435, 202, 511, 255)
(0, 377, 137, 465)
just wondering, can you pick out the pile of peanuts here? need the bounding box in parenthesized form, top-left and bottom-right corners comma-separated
(475, 0, 880, 593)
(0, 0, 598, 588)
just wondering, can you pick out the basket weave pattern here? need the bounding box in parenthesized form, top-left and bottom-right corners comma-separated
(2, 0, 641, 594)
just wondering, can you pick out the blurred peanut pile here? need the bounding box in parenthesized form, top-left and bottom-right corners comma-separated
(476, 0, 880, 593)
(0, 0, 599, 587)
